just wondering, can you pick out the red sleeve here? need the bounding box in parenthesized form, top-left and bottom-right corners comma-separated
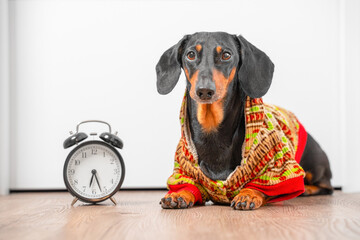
(167, 183, 203, 204)
(245, 176, 305, 203)
(295, 121, 308, 163)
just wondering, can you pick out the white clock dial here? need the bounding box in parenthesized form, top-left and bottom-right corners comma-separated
(65, 142, 123, 200)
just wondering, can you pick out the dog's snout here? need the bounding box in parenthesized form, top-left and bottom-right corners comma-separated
(196, 88, 215, 100)
(195, 71, 215, 101)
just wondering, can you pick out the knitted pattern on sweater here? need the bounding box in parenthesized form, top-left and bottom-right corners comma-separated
(167, 92, 306, 204)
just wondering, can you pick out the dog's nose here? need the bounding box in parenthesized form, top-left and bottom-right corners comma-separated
(196, 88, 215, 101)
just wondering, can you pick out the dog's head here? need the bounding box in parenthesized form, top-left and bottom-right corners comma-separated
(156, 32, 274, 101)
(156, 32, 274, 132)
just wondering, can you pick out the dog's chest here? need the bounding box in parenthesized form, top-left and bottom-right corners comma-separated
(194, 134, 243, 181)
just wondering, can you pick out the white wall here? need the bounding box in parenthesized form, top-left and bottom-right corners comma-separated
(0, 0, 10, 195)
(2, 0, 359, 191)
(342, 0, 360, 192)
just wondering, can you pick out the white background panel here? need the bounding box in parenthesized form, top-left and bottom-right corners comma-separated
(7, 0, 354, 189)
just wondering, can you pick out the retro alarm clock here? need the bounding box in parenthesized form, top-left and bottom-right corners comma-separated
(63, 120, 125, 206)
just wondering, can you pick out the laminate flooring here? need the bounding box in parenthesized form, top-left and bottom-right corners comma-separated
(0, 191, 360, 240)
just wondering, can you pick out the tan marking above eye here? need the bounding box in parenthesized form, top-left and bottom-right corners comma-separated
(216, 46, 222, 53)
(195, 44, 202, 52)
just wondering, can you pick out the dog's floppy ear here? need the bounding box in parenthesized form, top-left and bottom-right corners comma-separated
(156, 35, 189, 95)
(236, 35, 274, 98)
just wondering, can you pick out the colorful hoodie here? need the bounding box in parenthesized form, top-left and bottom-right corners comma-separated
(167, 92, 307, 204)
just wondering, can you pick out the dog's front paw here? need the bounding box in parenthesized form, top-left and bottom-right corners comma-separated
(231, 188, 266, 210)
(160, 190, 195, 209)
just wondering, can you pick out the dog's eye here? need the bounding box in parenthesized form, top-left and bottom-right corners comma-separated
(187, 51, 196, 61)
(222, 52, 231, 60)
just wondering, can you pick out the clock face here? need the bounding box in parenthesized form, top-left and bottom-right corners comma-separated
(64, 141, 124, 202)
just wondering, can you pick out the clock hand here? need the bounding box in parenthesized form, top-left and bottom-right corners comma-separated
(89, 169, 96, 187)
(89, 174, 94, 188)
(94, 173, 102, 192)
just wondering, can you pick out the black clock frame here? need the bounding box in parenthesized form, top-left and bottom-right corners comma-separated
(63, 140, 125, 204)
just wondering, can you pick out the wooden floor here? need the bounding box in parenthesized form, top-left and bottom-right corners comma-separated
(0, 191, 360, 240)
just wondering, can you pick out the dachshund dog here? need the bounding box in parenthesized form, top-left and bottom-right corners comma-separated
(156, 32, 333, 210)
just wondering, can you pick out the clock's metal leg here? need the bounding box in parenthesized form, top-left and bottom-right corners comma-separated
(110, 197, 117, 205)
(71, 197, 79, 207)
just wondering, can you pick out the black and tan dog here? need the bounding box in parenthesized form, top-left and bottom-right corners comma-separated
(156, 32, 333, 210)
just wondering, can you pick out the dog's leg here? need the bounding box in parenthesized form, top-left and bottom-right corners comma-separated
(300, 133, 333, 196)
(302, 171, 334, 196)
(160, 190, 196, 209)
(231, 188, 266, 210)
(303, 184, 322, 195)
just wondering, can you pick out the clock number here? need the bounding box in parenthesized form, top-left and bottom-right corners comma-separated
(92, 148, 97, 155)
(82, 186, 86, 192)
(110, 159, 115, 164)
(103, 186, 107, 192)
(82, 152, 87, 158)
(114, 169, 119, 174)
(74, 179, 78, 185)
(69, 169, 75, 175)
(75, 160, 80, 165)
(92, 189, 96, 195)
